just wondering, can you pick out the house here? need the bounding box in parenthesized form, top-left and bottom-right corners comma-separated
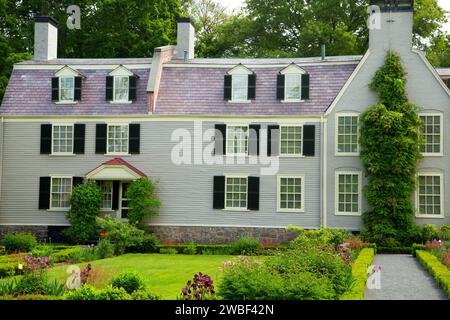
(0, 0, 449, 244)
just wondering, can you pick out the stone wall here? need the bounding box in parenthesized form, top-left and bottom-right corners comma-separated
(0, 226, 48, 242)
(148, 226, 300, 245)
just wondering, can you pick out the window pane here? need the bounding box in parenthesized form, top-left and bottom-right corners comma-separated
(225, 177, 248, 209)
(420, 115, 441, 154)
(114, 76, 129, 101)
(100, 181, 113, 209)
(280, 126, 302, 156)
(51, 177, 72, 209)
(226, 126, 249, 155)
(232, 75, 248, 101)
(337, 116, 358, 154)
(60, 77, 74, 101)
(279, 177, 303, 211)
(108, 125, 129, 153)
(285, 74, 301, 100)
(337, 173, 359, 214)
(418, 174, 442, 215)
(52, 125, 73, 153)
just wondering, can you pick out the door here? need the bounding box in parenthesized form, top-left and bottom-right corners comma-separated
(120, 182, 130, 219)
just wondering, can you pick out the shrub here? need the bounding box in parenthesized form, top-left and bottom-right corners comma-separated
(15, 274, 47, 295)
(95, 239, 114, 259)
(31, 245, 55, 259)
(183, 243, 197, 255)
(340, 248, 375, 300)
(290, 228, 349, 250)
(65, 181, 102, 243)
(64, 285, 157, 300)
(345, 236, 367, 251)
(416, 250, 450, 298)
(438, 225, 450, 241)
(111, 271, 146, 294)
(131, 289, 160, 300)
(0, 262, 19, 278)
(96, 285, 131, 300)
(51, 246, 85, 263)
(2, 233, 37, 253)
(421, 224, 440, 242)
(126, 233, 160, 253)
(160, 248, 178, 254)
(126, 177, 161, 228)
(181, 273, 215, 300)
(64, 285, 98, 300)
(230, 236, 260, 255)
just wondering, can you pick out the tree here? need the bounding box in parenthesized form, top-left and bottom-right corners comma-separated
(126, 177, 160, 229)
(359, 53, 423, 247)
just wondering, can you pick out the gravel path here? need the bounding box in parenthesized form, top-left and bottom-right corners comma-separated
(365, 254, 447, 300)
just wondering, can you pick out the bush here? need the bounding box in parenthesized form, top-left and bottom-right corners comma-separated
(126, 177, 161, 228)
(126, 233, 160, 253)
(64, 285, 98, 300)
(2, 233, 37, 253)
(95, 239, 114, 259)
(31, 245, 55, 258)
(0, 262, 19, 278)
(51, 247, 85, 263)
(110, 271, 145, 294)
(438, 225, 450, 241)
(230, 236, 260, 255)
(64, 285, 158, 300)
(340, 248, 375, 300)
(421, 224, 440, 242)
(290, 228, 350, 249)
(15, 274, 47, 295)
(130, 289, 160, 300)
(412, 243, 427, 256)
(160, 248, 178, 255)
(65, 181, 103, 243)
(95, 285, 131, 300)
(183, 243, 197, 255)
(416, 250, 450, 298)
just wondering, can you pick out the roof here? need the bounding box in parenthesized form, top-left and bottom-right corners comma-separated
(103, 158, 147, 177)
(437, 68, 450, 78)
(17, 58, 152, 65)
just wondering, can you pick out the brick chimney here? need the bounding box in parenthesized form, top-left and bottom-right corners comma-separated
(34, 16, 59, 60)
(174, 18, 195, 60)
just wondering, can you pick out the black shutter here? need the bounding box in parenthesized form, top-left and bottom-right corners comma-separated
(51, 77, 59, 101)
(267, 125, 280, 157)
(303, 125, 315, 157)
(247, 74, 256, 100)
(38, 177, 51, 210)
(105, 76, 114, 101)
(112, 181, 120, 210)
(95, 124, 107, 154)
(73, 124, 85, 154)
(249, 124, 260, 156)
(214, 124, 227, 156)
(247, 176, 260, 211)
(74, 77, 82, 101)
(213, 176, 225, 209)
(40, 124, 52, 154)
(129, 123, 140, 154)
(224, 75, 232, 100)
(129, 76, 137, 101)
(72, 177, 84, 187)
(301, 74, 310, 100)
(277, 74, 285, 100)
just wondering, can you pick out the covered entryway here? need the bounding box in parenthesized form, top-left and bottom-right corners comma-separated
(85, 158, 146, 219)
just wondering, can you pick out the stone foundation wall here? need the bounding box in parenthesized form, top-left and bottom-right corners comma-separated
(0, 226, 48, 242)
(148, 225, 300, 245)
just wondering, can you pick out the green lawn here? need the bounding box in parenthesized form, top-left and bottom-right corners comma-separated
(47, 254, 233, 300)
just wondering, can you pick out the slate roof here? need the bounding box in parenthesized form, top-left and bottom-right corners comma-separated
(101, 158, 147, 177)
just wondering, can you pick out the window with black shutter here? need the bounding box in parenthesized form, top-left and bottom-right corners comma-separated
(247, 74, 256, 100)
(213, 176, 226, 209)
(303, 125, 315, 156)
(249, 124, 261, 156)
(72, 177, 84, 187)
(129, 76, 137, 101)
(112, 181, 120, 210)
(129, 123, 140, 154)
(301, 74, 310, 100)
(51, 77, 59, 101)
(247, 176, 260, 211)
(40, 124, 52, 154)
(74, 77, 82, 101)
(38, 177, 51, 210)
(267, 125, 280, 156)
(73, 124, 85, 154)
(277, 74, 285, 100)
(105, 76, 114, 101)
(95, 124, 107, 154)
(214, 124, 227, 156)
(224, 75, 232, 100)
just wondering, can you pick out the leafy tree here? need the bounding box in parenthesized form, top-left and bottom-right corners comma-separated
(65, 181, 103, 243)
(359, 53, 423, 247)
(126, 177, 160, 228)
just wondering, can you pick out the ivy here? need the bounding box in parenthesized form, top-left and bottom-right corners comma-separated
(126, 177, 161, 229)
(360, 53, 423, 247)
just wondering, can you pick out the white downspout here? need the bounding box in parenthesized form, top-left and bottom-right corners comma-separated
(0, 116, 4, 202)
(321, 116, 328, 228)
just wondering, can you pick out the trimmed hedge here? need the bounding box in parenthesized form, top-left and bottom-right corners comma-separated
(51, 247, 85, 263)
(377, 247, 412, 254)
(340, 248, 375, 300)
(416, 250, 450, 298)
(412, 244, 426, 257)
(157, 244, 288, 255)
(0, 262, 19, 278)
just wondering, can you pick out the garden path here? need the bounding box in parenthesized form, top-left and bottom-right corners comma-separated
(365, 254, 447, 300)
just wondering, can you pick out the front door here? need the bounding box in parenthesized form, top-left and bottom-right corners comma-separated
(120, 182, 130, 219)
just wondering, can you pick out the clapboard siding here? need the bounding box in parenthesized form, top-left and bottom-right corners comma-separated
(0, 121, 322, 229)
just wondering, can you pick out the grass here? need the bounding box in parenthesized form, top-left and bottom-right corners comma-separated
(47, 254, 233, 300)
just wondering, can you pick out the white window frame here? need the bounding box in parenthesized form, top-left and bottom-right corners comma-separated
(230, 74, 250, 103)
(277, 175, 305, 213)
(51, 124, 74, 156)
(415, 172, 445, 219)
(335, 113, 360, 156)
(226, 124, 249, 156)
(100, 181, 113, 211)
(107, 123, 129, 155)
(335, 170, 362, 216)
(113, 76, 130, 103)
(224, 175, 249, 211)
(279, 125, 304, 157)
(58, 76, 75, 103)
(49, 176, 73, 211)
(284, 74, 302, 103)
(419, 112, 443, 157)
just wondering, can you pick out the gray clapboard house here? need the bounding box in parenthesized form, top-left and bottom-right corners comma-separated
(0, 0, 449, 243)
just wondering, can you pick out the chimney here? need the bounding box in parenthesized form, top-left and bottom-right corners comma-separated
(368, 0, 414, 54)
(174, 18, 195, 60)
(34, 16, 59, 60)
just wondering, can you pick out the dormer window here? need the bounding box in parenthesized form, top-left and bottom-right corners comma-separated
(224, 65, 256, 103)
(106, 65, 138, 103)
(52, 66, 82, 103)
(277, 64, 310, 102)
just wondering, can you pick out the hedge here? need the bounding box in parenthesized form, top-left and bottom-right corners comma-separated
(0, 262, 19, 278)
(340, 248, 375, 300)
(416, 250, 450, 298)
(51, 247, 85, 263)
(157, 244, 288, 255)
(377, 247, 412, 254)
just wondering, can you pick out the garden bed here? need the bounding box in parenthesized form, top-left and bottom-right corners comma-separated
(340, 248, 375, 300)
(415, 250, 450, 298)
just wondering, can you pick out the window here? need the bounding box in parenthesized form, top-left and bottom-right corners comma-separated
(100, 181, 113, 210)
(285, 74, 302, 101)
(232, 75, 248, 101)
(226, 125, 249, 155)
(417, 174, 444, 217)
(107, 124, 129, 154)
(337, 114, 359, 154)
(278, 176, 304, 212)
(336, 172, 361, 215)
(59, 77, 74, 101)
(52, 125, 73, 154)
(50, 177, 72, 209)
(225, 177, 248, 209)
(114, 76, 129, 102)
(280, 126, 302, 156)
(420, 114, 442, 155)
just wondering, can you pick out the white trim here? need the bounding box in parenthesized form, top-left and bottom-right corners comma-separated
(284, 72, 303, 102)
(163, 61, 361, 69)
(85, 164, 142, 181)
(224, 175, 249, 211)
(227, 65, 254, 75)
(322, 117, 328, 227)
(279, 124, 304, 157)
(14, 64, 151, 70)
(334, 170, 362, 216)
(277, 175, 305, 213)
(58, 76, 75, 103)
(49, 176, 73, 211)
(415, 172, 445, 219)
(418, 112, 444, 157)
(109, 65, 134, 77)
(51, 124, 74, 155)
(227, 100, 251, 104)
(335, 112, 360, 156)
(230, 74, 249, 103)
(412, 49, 450, 97)
(54, 66, 81, 77)
(281, 99, 304, 103)
(106, 123, 129, 155)
(112, 75, 130, 103)
(225, 124, 250, 156)
(325, 51, 371, 116)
